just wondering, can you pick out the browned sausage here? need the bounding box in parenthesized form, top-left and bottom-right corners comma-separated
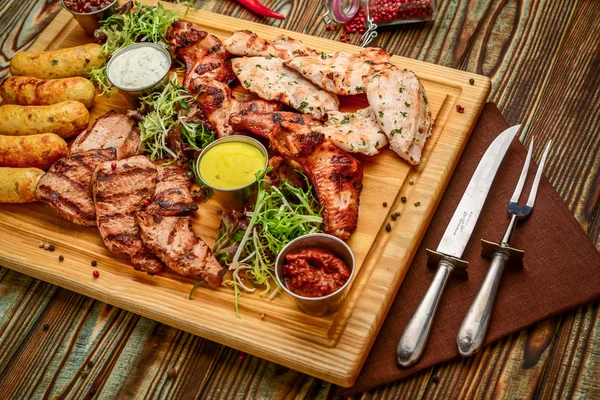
(0, 101, 89, 138)
(9, 44, 105, 79)
(0, 76, 96, 108)
(0, 167, 45, 203)
(0, 133, 68, 169)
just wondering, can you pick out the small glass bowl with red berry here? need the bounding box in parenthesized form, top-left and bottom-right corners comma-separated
(61, 0, 119, 37)
(324, 0, 436, 46)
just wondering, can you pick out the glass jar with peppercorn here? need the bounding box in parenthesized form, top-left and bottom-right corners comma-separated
(323, 0, 436, 46)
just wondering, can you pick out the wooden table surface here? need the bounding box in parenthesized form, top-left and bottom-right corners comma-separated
(0, 0, 598, 398)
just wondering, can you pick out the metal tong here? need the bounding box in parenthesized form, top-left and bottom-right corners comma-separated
(457, 137, 552, 356)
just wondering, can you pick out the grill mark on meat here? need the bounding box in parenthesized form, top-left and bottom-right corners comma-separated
(35, 148, 116, 226)
(92, 156, 163, 274)
(145, 165, 198, 216)
(36, 184, 96, 222)
(137, 212, 225, 286)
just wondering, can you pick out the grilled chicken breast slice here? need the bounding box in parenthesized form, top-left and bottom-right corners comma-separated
(270, 122, 362, 240)
(223, 30, 315, 61)
(146, 165, 198, 216)
(71, 111, 141, 160)
(229, 111, 319, 139)
(231, 56, 339, 120)
(35, 148, 116, 226)
(92, 156, 163, 274)
(367, 66, 432, 164)
(137, 212, 225, 287)
(284, 48, 391, 96)
(167, 21, 236, 87)
(318, 108, 388, 156)
(192, 77, 281, 137)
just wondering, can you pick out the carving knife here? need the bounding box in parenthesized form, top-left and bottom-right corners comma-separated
(396, 124, 520, 367)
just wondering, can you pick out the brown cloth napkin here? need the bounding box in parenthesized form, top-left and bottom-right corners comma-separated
(346, 103, 600, 394)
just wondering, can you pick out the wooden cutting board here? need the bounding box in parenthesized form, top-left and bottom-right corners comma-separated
(0, 1, 490, 387)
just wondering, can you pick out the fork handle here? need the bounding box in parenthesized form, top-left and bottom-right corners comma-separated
(457, 249, 509, 357)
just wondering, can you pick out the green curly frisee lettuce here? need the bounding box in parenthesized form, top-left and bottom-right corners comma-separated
(88, 1, 185, 96)
(138, 73, 214, 161)
(214, 169, 323, 317)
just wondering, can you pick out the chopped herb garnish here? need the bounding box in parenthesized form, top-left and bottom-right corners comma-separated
(297, 101, 309, 112)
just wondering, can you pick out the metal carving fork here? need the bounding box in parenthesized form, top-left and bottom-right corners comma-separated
(456, 137, 552, 357)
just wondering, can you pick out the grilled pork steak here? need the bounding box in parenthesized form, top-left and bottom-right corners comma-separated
(146, 165, 198, 216)
(71, 111, 142, 160)
(137, 212, 225, 286)
(91, 156, 163, 274)
(35, 148, 117, 226)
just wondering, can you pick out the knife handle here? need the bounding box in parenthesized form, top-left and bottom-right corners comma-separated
(457, 249, 509, 357)
(396, 259, 455, 367)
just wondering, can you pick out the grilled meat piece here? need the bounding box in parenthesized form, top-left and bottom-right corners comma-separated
(231, 56, 339, 120)
(71, 111, 142, 160)
(223, 30, 315, 61)
(146, 164, 198, 216)
(167, 21, 236, 88)
(367, 66, 432, 164)
(192, 76, 280, 137)
(271, 122, 362, 240)
(318, 108, 387, 156)
(137, 212, 225, 286)
(91, 156, 163, 274)
(229, 111, 319, 139)
(35, 148, 116, 226)
(284, 48, 392, 96)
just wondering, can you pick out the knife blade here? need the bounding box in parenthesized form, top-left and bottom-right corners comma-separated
(396, 124, 520, 368)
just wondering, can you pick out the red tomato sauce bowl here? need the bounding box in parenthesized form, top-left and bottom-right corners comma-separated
(275, 233, 355, 317)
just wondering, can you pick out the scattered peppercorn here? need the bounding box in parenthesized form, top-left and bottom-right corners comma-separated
(39, 242, 45, 248)
(239, 353, 246, 361)
(93, 270, 100, 278)
(43, 323, 49, 331)
(469, 78, 475, 85)
(167, 367, 178, 379)
(382, 201, 388, 207)
(87, 360, 94, 368)
(385, 223, 392, 232)
(111, 162, 117, 170)
(43, 243, 50, 250)
(391, 211, 401, 221)
(89, 387, 97, 395)
(409, 179, 414, 185)
(325, 24, 332, 31)
(414, 202, 421, 207)
(48, 245, 55, 252)
(456, 104, 465, 113)
(91, 260, 97, 266)
(431, 375, 439, 383)
(401, 196, 407, 203)
(58, 255, 64, 261)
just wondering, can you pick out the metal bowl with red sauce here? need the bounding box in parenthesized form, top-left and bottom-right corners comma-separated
(275, 233, 355, 317)
(282, 247, 350, 298)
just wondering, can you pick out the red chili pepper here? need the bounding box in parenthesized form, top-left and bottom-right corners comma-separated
(235, 0, 285, 19)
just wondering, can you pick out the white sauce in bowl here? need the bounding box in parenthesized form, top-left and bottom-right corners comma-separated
(108, 45, 170, 89)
